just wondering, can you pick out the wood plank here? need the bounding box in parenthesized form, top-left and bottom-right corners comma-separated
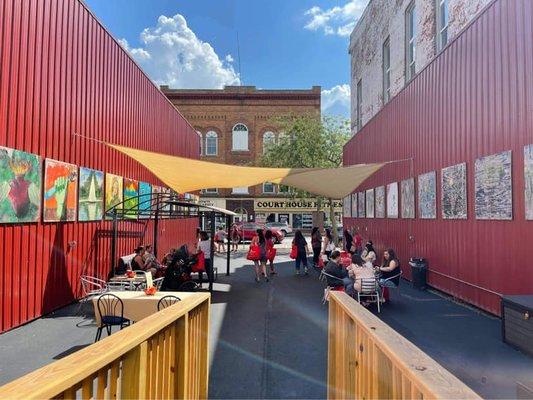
(327, 301, 337, 399)
(96, 369, 107, 399)
(109, 361, 119, 400)
(81, 377, 92, 400)
(199, 300, 210, 399)
(175, 313, 190, 399)
(121, 342, 148, 399)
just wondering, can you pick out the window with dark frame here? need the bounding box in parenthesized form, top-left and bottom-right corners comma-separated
(436, 0, 448, 52)
(405, 1, 416, 82)
(382, 37, 391, 104)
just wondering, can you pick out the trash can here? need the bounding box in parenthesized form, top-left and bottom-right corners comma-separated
(409, 258, 427, 290)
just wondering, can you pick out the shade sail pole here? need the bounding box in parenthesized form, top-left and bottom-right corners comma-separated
(209, 212, 216, 292)
(111, 209, 117, 277)
(226, 215, 231, 276)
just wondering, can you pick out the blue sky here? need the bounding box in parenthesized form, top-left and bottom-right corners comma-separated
(85, 0, 369, 118)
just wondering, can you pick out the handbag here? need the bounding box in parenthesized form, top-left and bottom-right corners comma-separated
(318, 257, 325, 269)
(191, 251, 205, 272)
(247, 244, 261, 261)
(289, 245, 298, 259)
(267, 247, 277, 262)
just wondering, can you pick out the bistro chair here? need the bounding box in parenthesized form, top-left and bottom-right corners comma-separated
(79, 275, 108, 313)
(106, 280, 129, 291)
(379, 270, 403, 301)
(356, 278, 381, 313)
(153, 277, 164, 290)
(320, 270, 346, 304)
(95, 293, 130, 342)
(132, 270, 147, 291)
(157, 295, 181, 311)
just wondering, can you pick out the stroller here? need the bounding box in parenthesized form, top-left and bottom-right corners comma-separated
(160, 245, 200, 292)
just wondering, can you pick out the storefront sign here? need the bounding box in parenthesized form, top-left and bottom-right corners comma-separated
(199, 198, 226, 209)
(254, 198, 342, 212)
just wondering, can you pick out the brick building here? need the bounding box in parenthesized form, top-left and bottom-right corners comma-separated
(350, 0, 492, 135)
(162, 85, 341, 229)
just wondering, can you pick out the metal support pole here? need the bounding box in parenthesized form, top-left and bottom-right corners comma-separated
(154, 207, 159, 259)
(111, 209, 118, 276)
(226, 215, 231, 276)
(209, 212, 216, 292)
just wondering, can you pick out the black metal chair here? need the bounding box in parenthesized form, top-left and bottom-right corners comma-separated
(157, 295, 181, 311)
(95, 294, 130, 342)
(178, 280, 200, 292)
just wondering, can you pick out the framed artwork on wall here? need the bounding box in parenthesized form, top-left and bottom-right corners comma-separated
(358, 191, 365, 218)
(401, 178, 415, 219)
(375, 186, 385, 218)
(343, 195, 351, 218)
(78, 167, 104, 221)
(418, 171, 436, 219)
(43, 159, 78, 222)
(351, 193, 358, 218)
(138, 181, 152, 219)
(525, 145, 533, 220)
(475, 150, 512, 220)
(105, 173, 123, 219)
(366, 189, 374, 218)
(442, 163, 467, 219)
(123, 178, 139, 219)
(387, 182, 398, 218)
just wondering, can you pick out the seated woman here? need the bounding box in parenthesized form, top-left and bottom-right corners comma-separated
(324, 251, 353, 295)
(377, 249, 401, 302)
(361, 241, 377, 267)
(347, 254, 376, 293)
(161, 245, 194, 291)
(131, 246, 145, 271)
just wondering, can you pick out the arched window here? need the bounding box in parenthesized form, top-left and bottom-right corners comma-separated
(232, 123, 249, 151)
(262, 131, 276, 154)
(197, 131, 203, 156)
(205, 131, 218, 156)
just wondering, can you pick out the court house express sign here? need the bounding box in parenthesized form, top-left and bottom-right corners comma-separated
(254, 199, 342, 211)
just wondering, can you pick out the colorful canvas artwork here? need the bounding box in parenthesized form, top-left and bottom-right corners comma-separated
(401, 178, 415, 219)
(475, 151, 512, 220)
(441, 163, 467, 219)
(525, 145, 533, 220)
(0, 147, 41, 223)
(366, 189, 374, 218)
(43, 159, 78, 222)
(351, 193, 358, 218)
(138, 181, 152, 219)
(418, 171, 436, 219)
(387, 182, 398, 218)
(78, 167, 104, 221)
(358, 192, 365, 218)
(343, 196, 351, 218)
(105, 173, 123, 219)
(123, 178, 139, 219)
(375, 186, 385, 218)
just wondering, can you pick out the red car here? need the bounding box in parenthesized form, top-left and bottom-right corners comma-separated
(235, 223, 284, 244)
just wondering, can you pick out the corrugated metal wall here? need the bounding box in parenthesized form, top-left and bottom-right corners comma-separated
(0, 0, 199, 332)
(343, 0, 533, 315)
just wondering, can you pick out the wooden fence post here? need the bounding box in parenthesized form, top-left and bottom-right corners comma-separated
(121, 341, 148, 399)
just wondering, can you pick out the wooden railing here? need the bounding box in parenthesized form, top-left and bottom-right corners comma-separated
(328, 292, 481, 399)
(0, 293, 210, 400)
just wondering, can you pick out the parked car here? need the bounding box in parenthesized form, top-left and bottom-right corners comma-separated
(235, 223, 285, 244)
(265, 222, 292, 236)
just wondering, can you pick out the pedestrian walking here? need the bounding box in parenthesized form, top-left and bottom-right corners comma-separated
(197, 231, 214, 288)
(230, 224, 240, 252)
(215, 226, 227, 253)
(265, 230, 277, 275)
(250, 229, 269, 283)
(344, 229, 354, 254)
(311, 227, 322, 267)
(292, 230, 309, 275)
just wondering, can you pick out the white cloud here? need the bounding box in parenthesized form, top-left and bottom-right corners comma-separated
(322, 84, 351, 118)
(304, 0, 369, 37)
(119, 14, 240, 89)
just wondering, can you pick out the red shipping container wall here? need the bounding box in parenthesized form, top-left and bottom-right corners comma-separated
(343, 0, 533, 315)
(0, 0, 199, 332)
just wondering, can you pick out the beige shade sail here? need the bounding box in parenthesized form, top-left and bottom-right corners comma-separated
(108, 143, 385, 199)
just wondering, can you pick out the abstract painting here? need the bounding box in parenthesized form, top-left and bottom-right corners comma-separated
(418, 171, 436, 219)
(526, 145, 533, 220)
(387, 182, 398, 218)
(401, 178, 415, 219)
(475, 151, 512, 220)
(105, 173, 123, 219)
(375, 186, 385, 218)
(366, 189, 374, 218)
(358, 192, 365, 218)
(442, 163, 467, 219)
(343, 196, 351, 218)
(43, 159, 78, 222)
(78, 167, 104, 221)
(0, 147, 41, 223)
(138, 181, 152, 219)
(123, 178, 139, 219)
(351, 193, 358, 218)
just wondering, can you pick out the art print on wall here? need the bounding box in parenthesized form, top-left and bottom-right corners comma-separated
(138, 181, 152, 219)
(418, 171, 436, 219)
(387, 182, 398, 218)
(105, 173, 123, 219)
(351, 193, 358, 218)
(441, 163, 467, 219)
(43, 159, 78, 222)
(475, 151, 512, 220)
(525, 145, 533, 220)
(401, 178, 415, 219)
(123, 178, 139, 219)
(358, 192, 365, 218)
(0, 147, 41, 223)
(78, 167, 104, 221)
(343, 196, 351, 218)
(366, 189, 374, 218)
(375, 186, 385, 218)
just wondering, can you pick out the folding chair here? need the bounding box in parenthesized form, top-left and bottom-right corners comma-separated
(356, 278, 381, 313)
(95, 293, 130, 342)
(157, 295, 181, 311)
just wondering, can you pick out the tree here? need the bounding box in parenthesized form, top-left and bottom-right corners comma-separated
(259, 113, 351, 244)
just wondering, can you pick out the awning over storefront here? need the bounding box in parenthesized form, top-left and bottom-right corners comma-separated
(108, 143, 385, 198)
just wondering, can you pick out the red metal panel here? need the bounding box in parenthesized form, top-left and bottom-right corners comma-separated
(0, 0, 199, 332)
(343, 0, 533, 315)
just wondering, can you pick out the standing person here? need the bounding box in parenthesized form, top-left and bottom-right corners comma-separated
(323, 228, 335, 259)
(292, 230, 309, 275)
(197, 231, 213, 288)
(344, 229, 354, 254)
(250, 229, 269, 283)
(311, 227, 322, 268)
(216, 226, 227, 253)
(230, 224, 240, 252)
(353, 230, 363, 255)
(377, 249, 401, 302)
(265, 230, 277, 275)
